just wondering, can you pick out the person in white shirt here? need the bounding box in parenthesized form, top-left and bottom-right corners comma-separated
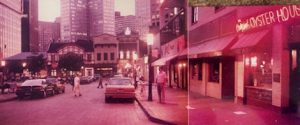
(155, 67, 167, 103)
(73, 73, 82, 97)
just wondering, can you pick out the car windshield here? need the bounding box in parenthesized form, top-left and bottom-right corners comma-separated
(109, 78, 131, 85)
(22, 79, 46, 86)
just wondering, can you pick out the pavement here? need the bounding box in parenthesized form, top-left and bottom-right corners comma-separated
(135, 84, 300, 125)
(0, 92, 17, 103)
(135, 84, 188, 125)
(0, 82, 19, 103)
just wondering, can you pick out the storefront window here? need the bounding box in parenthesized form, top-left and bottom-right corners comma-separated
(208, 61, 219, 83)
(245, 52, 272, 87)
(191, 63, 198, 80)
(198, 63, 203, 80)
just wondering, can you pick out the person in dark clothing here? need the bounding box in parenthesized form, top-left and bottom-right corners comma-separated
(97, 76, 103, 88)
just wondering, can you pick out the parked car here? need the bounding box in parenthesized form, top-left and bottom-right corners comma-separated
(80, 76, 93, 84)
(46, 77, 65, 94)
(16, 79, 55, 99)
(94, 74, 101, 80)
(105, 77, 135, 103)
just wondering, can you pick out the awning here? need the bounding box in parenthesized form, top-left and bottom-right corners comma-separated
(152, 54, 178, 66)
(231, 30, 270, 50)
(188, 34, 237, 58)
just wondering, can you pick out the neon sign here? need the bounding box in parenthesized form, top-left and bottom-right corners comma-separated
(236, 5, 300, 32)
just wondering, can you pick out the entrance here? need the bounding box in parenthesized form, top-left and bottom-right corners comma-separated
(222, 57, 235, 100)
(289, 49, 300, 113)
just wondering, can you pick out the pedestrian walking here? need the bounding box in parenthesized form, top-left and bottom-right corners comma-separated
(139, 76, 146, 97)
(155, 67, 167, 103)
(97, 76, 103, 88)
(73, 73, 82, 97)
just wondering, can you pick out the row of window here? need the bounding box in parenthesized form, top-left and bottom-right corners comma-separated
(191, 61, 220, 83)
(96, 53, 115, 61)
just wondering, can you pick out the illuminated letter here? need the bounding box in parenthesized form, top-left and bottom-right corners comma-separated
(281, 7, 289, 21)
(289, 5, 296, 18)
(293, 5, 300, 16)
(268, 11, 276, 24)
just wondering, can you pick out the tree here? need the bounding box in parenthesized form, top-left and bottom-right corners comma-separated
(6, 60, 23, 73)
(27, 54, 45, 75)
(58, 52, 84, 71)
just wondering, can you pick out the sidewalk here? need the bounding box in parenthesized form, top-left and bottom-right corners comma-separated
(0, 93, 17, 103)
(0, 82, 19, 103)
(135, 84, 188, 125)
(136, 85, 300, 125)
(188, 94, 300, 125)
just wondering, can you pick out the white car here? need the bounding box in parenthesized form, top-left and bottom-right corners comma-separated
(105, 77, 135, 102)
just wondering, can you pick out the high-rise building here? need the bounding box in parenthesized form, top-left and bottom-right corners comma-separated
(88, 0, 115, 36)
(135, 0, 151, 40)
(60, 0, 89, 42)
(115, 11, 137, 34)
(149, 0, 161, 33)
(61, 0, 115, 42)
(0, 0, 22, 59)
(21, 0, 39, 52)
(38, 20, 61, 52)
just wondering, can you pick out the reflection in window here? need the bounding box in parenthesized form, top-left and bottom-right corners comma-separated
(198, 63, 203, 80)
(209, 61, 219, 83)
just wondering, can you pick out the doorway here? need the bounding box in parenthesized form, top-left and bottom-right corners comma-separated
(289, 49, 300, 113)
(222, 57, 235, 100)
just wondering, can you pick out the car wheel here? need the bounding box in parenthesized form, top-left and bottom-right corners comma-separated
(52, 90, 55, 96)
(17, 95, 23, 100)
(42, 91, 47, 98)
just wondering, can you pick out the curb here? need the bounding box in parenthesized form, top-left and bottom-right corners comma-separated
(0, 96, 17, 103)
(135, 98, 177, 125)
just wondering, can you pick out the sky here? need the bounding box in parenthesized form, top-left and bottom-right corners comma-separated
(39, 0, 135, 22)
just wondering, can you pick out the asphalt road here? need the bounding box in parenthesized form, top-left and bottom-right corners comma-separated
(0, 81, 158, 125)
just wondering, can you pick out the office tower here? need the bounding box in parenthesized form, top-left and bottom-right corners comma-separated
(61, 0, 115, 42)
(135, 0, 151, 40)
(0, 0, 22, 59)
(60, 0, 89, 42)
(22, 0, 39, 52)
(38, 20, 61, 52)
(115, 11, 137, 34)
(89, 0, 115, 36)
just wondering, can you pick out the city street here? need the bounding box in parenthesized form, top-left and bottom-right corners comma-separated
(0, 80, 157, 125)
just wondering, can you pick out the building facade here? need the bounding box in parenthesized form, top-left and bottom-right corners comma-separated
(117, 28, 141, 75)
(61, 0, 115, 42)
(60, 0, 89, 42)
(115, 12, 137, 35)
(135, 0, 151, 41)
(88, 0, 115, 36)
(47, 40, 94, 77)
(38, 21, 61, 52)
(152, 0, 187, 90)
(0, 0, 22, 60)
(188, 5, 300, 113)
(21, 0, 39, 52)
(92, 34, 118, 76)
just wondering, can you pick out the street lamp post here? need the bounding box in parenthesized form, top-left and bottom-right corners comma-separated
(133, 52, 138, 89)
(146, 34, 154, 101)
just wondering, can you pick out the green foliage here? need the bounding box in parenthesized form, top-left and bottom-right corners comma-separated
(58, 52, 84, 71)
(6, 61, 23, 73)
(27, 54, 45, 74)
